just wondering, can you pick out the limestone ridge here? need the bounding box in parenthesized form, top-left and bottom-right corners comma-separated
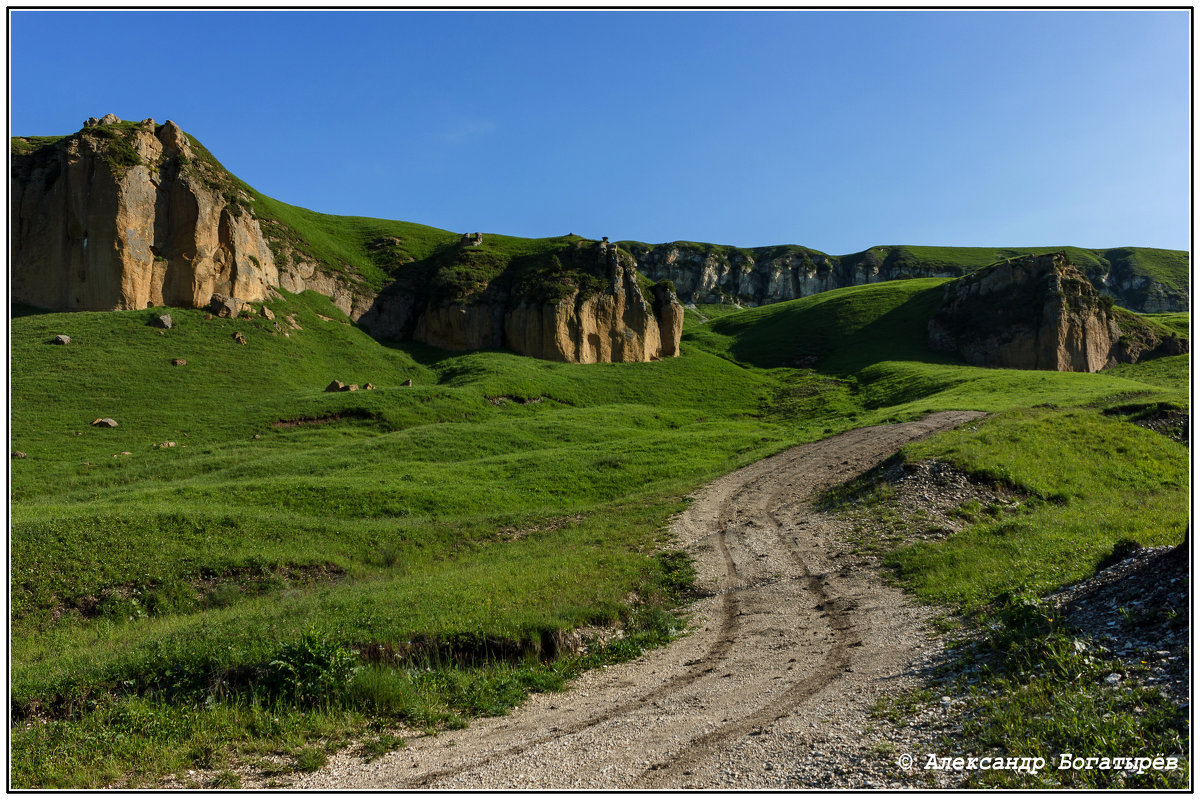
(628, 242, 1188, 314)
(927, 252, 1188, 372)
(12, 117, 279, 311)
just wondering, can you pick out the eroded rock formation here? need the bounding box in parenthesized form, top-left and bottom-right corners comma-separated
(412, 240, 683, 362)
(12, 117, 279, 311)
(928, 252, 1187, 372)
(12, 117, 683, 364)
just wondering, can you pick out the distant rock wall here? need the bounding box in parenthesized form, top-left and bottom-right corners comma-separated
(628, 244, 898, 307)
(928, 252, 1187, 372)
(628, 242, 1187, 314)
(12, 118, 279, 311)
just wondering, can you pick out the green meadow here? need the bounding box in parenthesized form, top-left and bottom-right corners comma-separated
(9, 276, 1189, 787)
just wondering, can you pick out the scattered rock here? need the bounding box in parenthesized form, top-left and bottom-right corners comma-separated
(203, 313, 213, 321)
(158, 441, 176, 448)
(253, 433, 261, 440)
(92, 418, 118, 428)
(210, 294, 246, 319)
(261, 306, 275, 321)
(53, 334, 71, 345)
(325, 380, 346, 393)
(1051, 543, 1189, 707)
(347, 384, 359, 392)
(11, 451, 27, 459)
(84, 113, 121, 127)
(460, 232, 484, 247)
(171, 358, 186, 366)
(232, 332, 247, 345)
(364, 383, 376, 390)
(285, 314, 302, 331)
(403, 379, 414, 387)
(150, 313, 173, 329)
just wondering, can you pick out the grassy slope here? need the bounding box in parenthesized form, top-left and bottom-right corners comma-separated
(10, 273, 1189, 787)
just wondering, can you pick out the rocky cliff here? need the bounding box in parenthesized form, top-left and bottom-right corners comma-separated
(11, 117, 682, 363)
(409, 239, 682, 362)
(927, 252, 1187, 372)
(625, 241, 1188, 314)
(11, 116, 280, 311)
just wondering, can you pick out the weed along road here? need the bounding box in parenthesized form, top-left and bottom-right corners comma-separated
(298, 411, 987, 789)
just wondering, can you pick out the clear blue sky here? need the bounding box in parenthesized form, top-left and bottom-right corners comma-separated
(10, 9, 1191, 254)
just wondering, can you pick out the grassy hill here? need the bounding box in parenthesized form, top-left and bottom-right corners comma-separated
(10, 270, 1189, 787)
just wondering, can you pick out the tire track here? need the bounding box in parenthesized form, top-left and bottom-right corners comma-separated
(401, 469, 753, 787)
(639, 412, 984, 786)
(300, 410, 986, 790)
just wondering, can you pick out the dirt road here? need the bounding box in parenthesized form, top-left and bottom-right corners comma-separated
(296, 411, 986, 789)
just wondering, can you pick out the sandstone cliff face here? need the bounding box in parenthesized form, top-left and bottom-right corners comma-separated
(928, 253, 1187, 372)
(12, 118, 278, 311)
(411, 241, 683, 362)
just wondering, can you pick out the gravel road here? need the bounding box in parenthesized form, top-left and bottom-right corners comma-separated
(294, 410, 987, 790)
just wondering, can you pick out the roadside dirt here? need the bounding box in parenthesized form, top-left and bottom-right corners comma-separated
(293, 410, 987, 789)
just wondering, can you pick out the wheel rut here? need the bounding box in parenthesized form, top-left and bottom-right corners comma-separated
(296, 410, 986, 790)
(400, 480, 748, 788)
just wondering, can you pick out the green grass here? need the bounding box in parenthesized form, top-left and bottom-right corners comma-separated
(687, 278, 954, 369)
(1141, 312, 1190, 337)
(10, 286, 799, 786)
(880, 407, 1187, 610)
(947, 595, 1188, 789)
(9, 277, 1189, 788)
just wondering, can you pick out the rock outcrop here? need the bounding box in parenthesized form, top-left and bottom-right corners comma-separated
(412, 240, 683, 362)
(12, 116, 278, 311)
(928, 252, 1187, 372)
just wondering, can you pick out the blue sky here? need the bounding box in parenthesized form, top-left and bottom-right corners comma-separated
(9, 9, 1191, 254)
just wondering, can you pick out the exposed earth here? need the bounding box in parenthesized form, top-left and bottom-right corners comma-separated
(280, 410, 987, 789)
